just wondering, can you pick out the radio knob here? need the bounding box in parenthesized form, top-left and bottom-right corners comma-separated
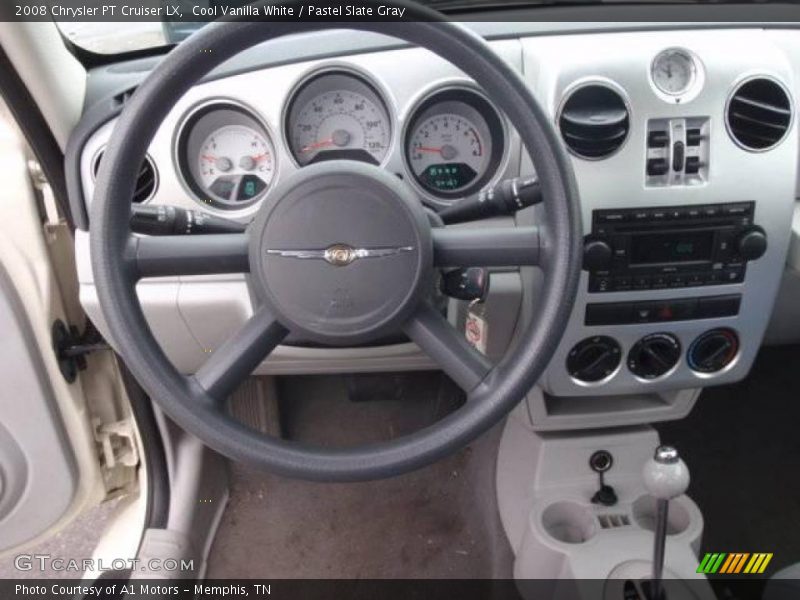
(583, 238, 613, 271)
(737, 227, 767, 261)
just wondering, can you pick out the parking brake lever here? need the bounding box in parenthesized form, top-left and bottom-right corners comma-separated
(130, 204, 247, 235)
(438, 176, 542, 225)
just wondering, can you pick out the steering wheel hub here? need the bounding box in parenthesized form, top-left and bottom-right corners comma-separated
(248, 162, 433, 345)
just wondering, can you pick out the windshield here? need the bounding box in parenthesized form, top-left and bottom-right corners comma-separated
(55, 0, 772, 55)
(58, 22, 169, 54)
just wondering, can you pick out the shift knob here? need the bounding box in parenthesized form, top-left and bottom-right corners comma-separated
(643, 446, 690, 500)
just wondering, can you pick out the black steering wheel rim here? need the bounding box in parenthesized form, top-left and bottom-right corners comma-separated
(91, 7, 582, 482)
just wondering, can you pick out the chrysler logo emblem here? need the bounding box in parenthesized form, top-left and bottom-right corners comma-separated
(266, 244, 414, 267)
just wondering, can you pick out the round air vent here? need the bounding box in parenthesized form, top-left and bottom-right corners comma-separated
(727, 77, 792, 151)
(559, 83, 630, 159)
(93, 151, 158, 204)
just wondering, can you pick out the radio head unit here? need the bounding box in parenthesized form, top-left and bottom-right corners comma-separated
(583, 202, 766, 293)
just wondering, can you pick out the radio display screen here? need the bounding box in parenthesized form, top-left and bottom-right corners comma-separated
(630, 231, 714, 265)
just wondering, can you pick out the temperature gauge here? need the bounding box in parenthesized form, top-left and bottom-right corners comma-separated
(197, 125, 275, 206)
(178, 102, 277, 210)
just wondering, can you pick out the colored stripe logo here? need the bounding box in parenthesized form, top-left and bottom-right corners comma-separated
(697, 552, 773, 574)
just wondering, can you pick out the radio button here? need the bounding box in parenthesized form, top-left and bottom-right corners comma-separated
(651, 276, 669, 289)
(598, 212, 627, 223)
(724, 204, 750, 217)
(590, 276, 613, 293)
(687, 273, 705, 287)
(613, 276, 632, 291)
(633, 276, 651, 290)
(668, 275, 687, 288)
(724, 268, 744, 283)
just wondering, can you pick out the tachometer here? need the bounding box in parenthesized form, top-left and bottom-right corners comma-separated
(405, 89, 504, 199)
(178, 102, 276, 210)
(286, 71, 391, 166)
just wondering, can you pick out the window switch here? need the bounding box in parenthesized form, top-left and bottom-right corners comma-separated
(673, 141, 685, 172)
(648, 131, 669, 148)
(686, 128, 703, 146)
(685, 156, 703, 175)
(647, 158, 669, 176)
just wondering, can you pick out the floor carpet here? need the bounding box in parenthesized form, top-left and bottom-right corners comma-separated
(207, 372, 514, 579)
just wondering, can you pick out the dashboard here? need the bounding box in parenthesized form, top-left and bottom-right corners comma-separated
(71, 24, 800, 426)
(169, 68, 508, 211)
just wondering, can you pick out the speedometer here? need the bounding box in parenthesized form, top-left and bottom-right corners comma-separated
(286, 71, 391, 166)
(405, 89, 505, 199)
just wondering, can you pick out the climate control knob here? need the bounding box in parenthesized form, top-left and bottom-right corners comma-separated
(583, 238, 613, 271)
(688, 328, 739, 373)
(567, 336, 621, 383)
(627, 333, 681, 380)
(737, 227, 767, 261)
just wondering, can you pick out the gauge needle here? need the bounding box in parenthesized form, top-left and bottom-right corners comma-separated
(201, 155, 217, 161)
(417, 146, 443, 154)
(252, 153, 270, 161)
(299, 138, 334, 154)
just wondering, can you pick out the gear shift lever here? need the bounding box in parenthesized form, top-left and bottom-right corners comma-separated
(642, 445, 690, 600)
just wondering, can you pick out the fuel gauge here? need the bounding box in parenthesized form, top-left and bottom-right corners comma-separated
(178, 102, 277, 210)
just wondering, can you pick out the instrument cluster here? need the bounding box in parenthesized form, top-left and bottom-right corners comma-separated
(175, 68, 508, 212)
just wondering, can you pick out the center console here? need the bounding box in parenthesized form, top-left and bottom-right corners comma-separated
(521, 30, 799, 408)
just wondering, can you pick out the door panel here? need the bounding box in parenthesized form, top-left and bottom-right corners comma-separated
(0, 103, 104, 555)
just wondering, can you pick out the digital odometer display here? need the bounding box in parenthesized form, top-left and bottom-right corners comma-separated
(418, 163, 478, 193)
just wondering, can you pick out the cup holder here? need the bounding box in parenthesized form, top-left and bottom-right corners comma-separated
(541, 501, 598, 544)
(632, 495, 691, 535)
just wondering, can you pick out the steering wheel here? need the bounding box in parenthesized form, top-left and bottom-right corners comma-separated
(91, 5, 582, 482)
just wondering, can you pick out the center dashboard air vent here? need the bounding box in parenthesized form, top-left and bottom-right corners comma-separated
(727, 77, 792, 151)
(93, 150, 158, 204)
(559, 83, 630, 160)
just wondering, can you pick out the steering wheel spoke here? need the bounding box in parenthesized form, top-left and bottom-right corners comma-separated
(193, 306, 288, 403)
(128, 233, 250, 279)
(432, 226, 541, 268)
(403, 302, 492, 394)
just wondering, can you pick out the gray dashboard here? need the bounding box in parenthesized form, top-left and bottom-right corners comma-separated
(73, 22, 800, 417)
